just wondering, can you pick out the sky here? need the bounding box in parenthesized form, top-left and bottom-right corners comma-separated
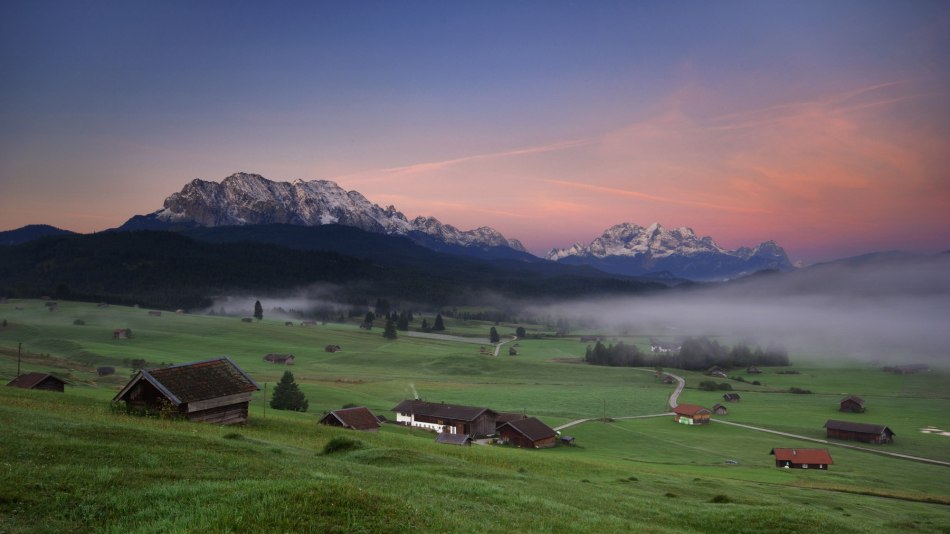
(1, 1, 948, 263)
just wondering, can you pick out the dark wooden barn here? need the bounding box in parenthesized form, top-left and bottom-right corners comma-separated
(263, 353, 295, 365)
(712, 403, 728, 415)
(824, 419, 894, 444)
(6, 372, 66, 392)
(113, 357, 260, 425)
(673, 404, 711, 425)
(723, 393, 741, 402)
(392, 400, 497, 438)
(494, 412, 528, 430)
(497, 417, 557, 448)
(839, 395, 865, 413)
(319, 406, 381, 432)
(113, 328, 131, 339)
(746, 366, 762, 374)
(770, 448, 833, 469)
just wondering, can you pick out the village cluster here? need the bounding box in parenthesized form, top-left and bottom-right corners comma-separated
(7, 350, 900, 467)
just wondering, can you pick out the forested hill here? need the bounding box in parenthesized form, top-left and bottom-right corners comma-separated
(0, 228, 665, 310)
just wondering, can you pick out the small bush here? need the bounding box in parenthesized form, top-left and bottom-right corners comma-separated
(342, 403, 358, 409)
(718, 383, 733, 391)
(323, 436, 362, 455)
(222, 432, 244, 440)
(788, 387, 813, 394)
(752, 380, 761, 386)
(698, 381, 719, 391)
(665, 492, 677, 498)
(73, 319, 85, 326)
(710, 494, 733, 503)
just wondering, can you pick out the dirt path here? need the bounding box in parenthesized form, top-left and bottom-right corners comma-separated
(631, 368, 685, 409)
(493, 336, 517, 357)
(404, 331, 488, 344)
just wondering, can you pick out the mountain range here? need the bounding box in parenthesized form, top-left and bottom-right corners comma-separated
(112, 172, 793, 280)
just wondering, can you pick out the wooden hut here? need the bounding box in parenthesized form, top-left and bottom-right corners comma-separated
(6, 373, 66, 392)
(113, 328, 131, 340)
(301, 320, 317, 326)
(263, 353, 295, 365)
(839, 395, 865, 413)
(497, 417, 557, 448)
(746, 366, 762, 374)
(672, 404, 711, 425)
(240, 317, 253, 323)
(391, 400, 497, 438)
(113, 357, 259, 424)
(770, 448, 833, 469)
(435, 433, 472, 446)
(319, 407, 381, 432)
(325, 345, 342, 353)
(148, 310, 162, 317)
(712, 403, 728, 415)
(706, 366, 727, 378)
(824, 419, 894, 444)
(723, 393, 741, 402)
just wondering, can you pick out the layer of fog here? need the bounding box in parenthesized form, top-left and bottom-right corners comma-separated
(526, 253, 950, 366)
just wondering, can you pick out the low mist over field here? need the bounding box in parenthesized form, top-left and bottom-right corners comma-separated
(528, 253, 950, 366)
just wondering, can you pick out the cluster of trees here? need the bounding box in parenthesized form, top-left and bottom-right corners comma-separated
(653, 337, 789, 371)
(584, 336, 790, 370)
(584, 341, 646, 367)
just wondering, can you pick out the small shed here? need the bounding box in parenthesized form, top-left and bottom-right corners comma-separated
(770, 448, 833, 469)
(96, 366, 116, 377)
(662, 374, 675, 384)
(241, 317, 253, 323)
(839, 395, 865, 413)
(319, 407, 381, 432)
(325, 345, 342, 353)
(435, 433, 472, 446)
(6, 373, 66, 392)
(723, 393, 741, 402)
(497, 417, 557, 448)
(359, 321, 372, 330)
(148, 310, 162, 317)
(301, 320, 317, 326)
(508, 347, 518, 356)
(263, 353, 295, 365)
(746, 366, 762, 374)
(824, 419, 894, 444)
(712, 403, 728, 415)
(113, 328, 131, 340)
(560, 436, 575, 446)
(176, 309, 185, 315)
(113, 357, 260, 424)
(673, 404, 711, 425)
(706, 366, 727, 378)
(285, 321, 294, 326)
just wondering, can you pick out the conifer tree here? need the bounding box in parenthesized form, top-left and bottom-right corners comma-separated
(397, 312, 409, 331)
(254, 300, 263, 321)
(421, 318, 430, 331)
(383, 318, 398, 339)
(489, 326, 500, 343)
(516, 326, 526, 338)
(433, 313, 445, 331)
(270, 371, 308, 412)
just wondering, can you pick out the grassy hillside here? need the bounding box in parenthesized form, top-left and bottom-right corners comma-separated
(2, 299, 949, 532)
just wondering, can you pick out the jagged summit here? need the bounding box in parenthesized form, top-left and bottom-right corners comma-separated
(546, 222, 794, 281)
(123, 173, 526, 253)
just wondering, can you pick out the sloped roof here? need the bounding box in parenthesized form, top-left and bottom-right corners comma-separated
(435, 433, 472, 445)
(840, 395, 865, 405)
(495, 412, 528, 425)
(723, 393, 741, 400)
(113, 357, 259, 405)
(770, 448, 833, 465)
(498, 417, 556, 442)
(321, 407, 381, 431)
(391, 400, 496, 422)
(673, 404, 710, 416)
(824, 419, 893, 435)
(7, 372, 66, 389)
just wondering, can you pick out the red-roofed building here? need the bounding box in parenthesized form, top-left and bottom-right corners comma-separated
(672, 404, 711, 425)
(113, 357, 259, 425)
(770, 448, 833, 469)
(319, 407, 381, 432)
(6, 372, 66, 392)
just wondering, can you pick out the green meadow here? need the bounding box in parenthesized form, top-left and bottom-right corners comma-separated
(1, 299, 948, 533)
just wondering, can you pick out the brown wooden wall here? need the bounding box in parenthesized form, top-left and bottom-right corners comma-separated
(187, 402, 250, 425)
(826, 428, 889, 444)
(35, 378, 64, 393)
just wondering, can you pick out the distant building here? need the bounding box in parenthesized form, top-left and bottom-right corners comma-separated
(746, 366, 762, 374)
(263, 353, 295, 365)
(148, 311, 162, 317)
(723, 393, 741, 402)
(824, 419, 894, 444)
(706, 366, 727, 378)
(325, 345, 342, 353)
(712, 403, 728, 415)
(319, 407, 381, 432)
(839, 395, 865, 413)
(497, 417, 557, 448)
(6, 373, 66, 393)
(391, 400, 497, 438)
(673, 404, 711, 425)
(113, 328, 131, 340)
(770, 448, 833, 469)
(113, 357, 259, 425)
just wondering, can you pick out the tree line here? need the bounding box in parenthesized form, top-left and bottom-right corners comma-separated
(585, 336, 789, 370)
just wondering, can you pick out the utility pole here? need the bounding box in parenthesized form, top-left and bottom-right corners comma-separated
(263, 383, 267, 419)
(17, 342, 22, 377)
(602, 399, 606, 422)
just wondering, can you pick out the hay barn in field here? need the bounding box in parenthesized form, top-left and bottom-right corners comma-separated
(839, 395, 865, 413)
(770, 448, 833, 469)
(113, 357, 259, 425)
(497, 417, 557, 448)
(824, 419, 894, 444)
(6, 373, 66, 392)
(319, 407, 381, 432)
(263, 353, 294, 365)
